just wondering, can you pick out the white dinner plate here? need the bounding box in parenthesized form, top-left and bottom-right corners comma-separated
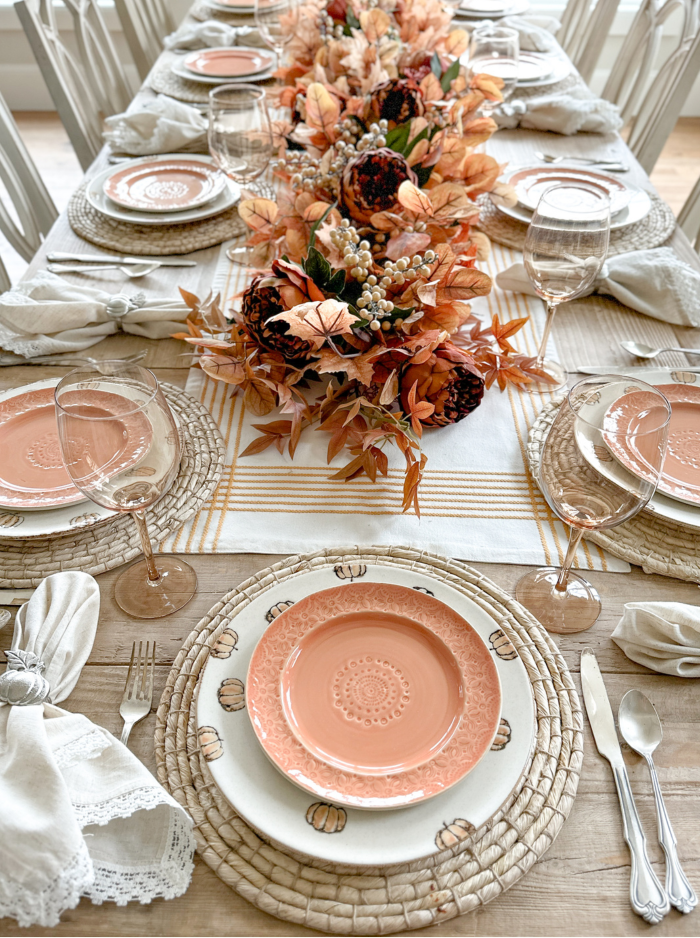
(196, 562, 537, 867)
(171, 58, 276, 86)
(505, 164, 631, 215)
(515, 54, 571, 87)
(87, 156, 239, 226)
(455, 0, 529, 17)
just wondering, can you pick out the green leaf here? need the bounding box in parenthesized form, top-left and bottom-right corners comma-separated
(304, 246, 333, 287)
(385, 121, 411, 155)
(327, 269, 348, 295)
(414, 164, 434, 188)
(440, 57, 460, 93)
(404, 126, 429, 159)
(430, 51, 442, 78)
(308, 199, 337, 250)
(346, 6, 360, 28)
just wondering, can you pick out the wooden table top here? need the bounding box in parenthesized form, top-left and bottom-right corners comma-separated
(1, 17, 700, 938)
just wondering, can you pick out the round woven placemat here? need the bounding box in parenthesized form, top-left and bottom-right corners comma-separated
(0, 384, 225, 587)
(150, 53, 276, 104)
(528, 399, 700, 582)
(191, 0, 255, 21)
(68, 182, 246, 255)
(477, 191, 676, 257)
(155, 546, 582, 935)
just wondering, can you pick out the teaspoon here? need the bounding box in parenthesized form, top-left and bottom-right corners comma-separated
(620, 341, 700, 360)
(619, 690, 698, 914)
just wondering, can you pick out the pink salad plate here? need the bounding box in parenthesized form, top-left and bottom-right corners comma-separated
(246, 582, 502, 810)
(603, 383, 700, 507)
(508, 165, 631, 215)
(0, 385, 151, 510)
(103, 157, 226, 213)
(183, 47, 274, 78)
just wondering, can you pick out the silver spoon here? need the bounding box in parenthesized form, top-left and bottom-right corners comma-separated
(619, 690, 698, 914)
(47, 262, 161, 279)
(620, 341, 700, 360)
(535, 151, 629, 172)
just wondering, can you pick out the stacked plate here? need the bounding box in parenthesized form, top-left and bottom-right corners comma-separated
(492, 164, 653, 231)
(454, 0, 530, 20)
(171, 45, 276, 85)
(87, 154, 239, 226)
(197, 562, 537, 866)
(203, 0, 282, 13)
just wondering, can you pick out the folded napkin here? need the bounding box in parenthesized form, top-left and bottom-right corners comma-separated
(500, 15, 561, 52)
(494, 85, 623, 135)
(496, 248, 700, 327)
(612, 601, 700, 676)
(0, 572, 195, 927)
(0, 271, 190, 359)
(103, 95, 207, 156)
(164, 20, 260, 50)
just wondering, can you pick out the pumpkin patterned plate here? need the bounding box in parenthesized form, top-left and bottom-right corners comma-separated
(196, 562, 536, 866)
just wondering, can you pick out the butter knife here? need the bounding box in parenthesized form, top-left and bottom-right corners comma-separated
(581, 649, 670, 924)
(573, 365, 700, 376)
(47, 252, 196, 267)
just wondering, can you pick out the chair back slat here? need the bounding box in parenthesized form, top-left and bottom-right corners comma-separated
(558, 0, 623, 83)
(678, 173, 700, 251)
(114, 0, 175, 80)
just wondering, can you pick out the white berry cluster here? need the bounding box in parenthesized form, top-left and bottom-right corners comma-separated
(320, 10, 344, 38)
(274, 148, 333, 193)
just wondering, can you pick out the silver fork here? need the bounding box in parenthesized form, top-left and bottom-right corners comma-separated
(0, 350, 148, 369)
(119, 640, 156, 746)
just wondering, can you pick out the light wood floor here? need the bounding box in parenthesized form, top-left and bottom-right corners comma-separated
(2, 112, 699, 284)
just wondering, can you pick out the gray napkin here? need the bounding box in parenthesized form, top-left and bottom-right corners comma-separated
(496, 248, 700, 327)
(500, 15, 561, 52)
(103, 95, 207, 156)
(612, 602, 700, 676)
(164, 20, 260, 50)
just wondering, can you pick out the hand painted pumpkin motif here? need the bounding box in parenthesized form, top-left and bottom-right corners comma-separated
(413, 586, 435, 596)
(0, 512, 22, 528)
(334, 563, 367, 581)
(211, 628, 238, 659)
(435, 818, 475, 850)
(491, 718, 511, 751)
(671, 371, 697, 384)
(0, 649, 50, 706)
(265, 601, 294, 623)
(69, 513, 101, 528)
(218, 677, 245, 712)
(198, 725, 224, 761)
(489, 629, 517, 660)
(305, 802, 347, 833)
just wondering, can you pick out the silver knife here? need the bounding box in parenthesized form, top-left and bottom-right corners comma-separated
(581, 649, 670, 924)
(574, 364, 700, 376)
(47, 252, 196, 267)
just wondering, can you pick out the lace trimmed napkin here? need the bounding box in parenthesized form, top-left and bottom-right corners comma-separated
(0, 572, 195, 928)
(496, 248, 700, 327)
(612, 602, 700, 676)
(0, 270, 190, 359)
(164, 19, 261, 50)
(103, 95, 207, 156)
(494, 85, 623, 135)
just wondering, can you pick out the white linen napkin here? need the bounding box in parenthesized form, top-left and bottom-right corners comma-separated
(0, 271, 191, 359)
(494, 85, 623, 135)
(612, 601, 700, 676)
(496, 248, 700, 327)
(164, 20, 260, 50)
(103, 95, 207, 156)
(500, 15, 561, 52)
(0, 572, 195, 928)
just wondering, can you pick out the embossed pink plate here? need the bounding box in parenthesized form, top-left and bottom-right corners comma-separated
(103, 157, 226, 212)
(604, 384, 700, 506)
(183, 47, 274, 78)
(247, 583, 502, 809)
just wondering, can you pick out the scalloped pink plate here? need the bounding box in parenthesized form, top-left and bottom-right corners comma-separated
(246, 582, 501, 809)
(603, 384, 700, 506)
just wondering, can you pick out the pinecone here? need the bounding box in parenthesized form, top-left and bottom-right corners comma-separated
(240, 275, 315, 365)
(368, 78, 425, 125)
(340, 148, 418, 224)
(400, 342, 485, 427)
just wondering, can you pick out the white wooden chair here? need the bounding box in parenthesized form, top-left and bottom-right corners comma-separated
(0, 93, 57, 291)
(678, 174, 700, 251)
(114, 0, 175, 81)
(557, 0, 623, 84)
(602, 0, 700, 172)
(15, 0, 134, 171)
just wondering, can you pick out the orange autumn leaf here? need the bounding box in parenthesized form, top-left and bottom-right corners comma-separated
(470, 73, 504, 102)
(302, 200, 334, 222)
(314, 348, 383, 385)
(268, 299, 357, 350)
(359, 7, 391, 40)
(238, 198, 278, 232)
(461, 153, 501, 197)
(419, 71, 444, 102)
(442, 28, 469, 57)
(398, 180, 434, 216)
(429, 181, 473, 219)
(200, 355, 246, 385)
(305, 82, 340, 139)
(437, 267, 492, 302)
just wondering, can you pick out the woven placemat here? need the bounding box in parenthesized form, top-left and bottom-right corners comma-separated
(528, 400, 700, 582)
(68, 182, 246, 256)
(155, 546, 582, 935)
(477, 191, 676, 257)
(0, 384, 225, 587)
(150, 52, 276, 104)
(191, 0, 255, 22)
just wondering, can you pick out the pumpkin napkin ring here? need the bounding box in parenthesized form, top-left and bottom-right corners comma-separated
(0, 649, 51, 706)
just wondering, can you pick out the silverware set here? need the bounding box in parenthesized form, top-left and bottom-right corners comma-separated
(574, 338, 700, 375)
(120, 640, 156, 746)
(581, 650, 696, 923)
(46, 251, 197, 279)
(535, 150, 629, 172)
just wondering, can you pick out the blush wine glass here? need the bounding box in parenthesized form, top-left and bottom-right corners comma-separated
(55, 361, 197, 619)
(468, 25, 520, 109)
(515, 375, 671, 633)
(523, 183, 611, 391)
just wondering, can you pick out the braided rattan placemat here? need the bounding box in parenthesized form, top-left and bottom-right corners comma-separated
(68, 182, 246, 255)
(528, 400, 700, 582)
(149, 53, 276, 104)
(0, 384, 225, 587)
(155, 546, 582, 935)
(190, 0, 255, 21)
(477, 191, 676, 257)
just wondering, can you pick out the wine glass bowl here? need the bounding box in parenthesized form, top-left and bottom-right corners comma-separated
(255, 0, 298, 63)
(468, 25, 520, 107)
(55, 362, 197, 619)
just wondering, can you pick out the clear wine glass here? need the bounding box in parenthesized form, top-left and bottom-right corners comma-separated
(55, 362, 197, 619)
(208, 83, 274, 264)
(255, 0, 298, 65)
(468, 25, 520, 110)
(515, 375, 671, 634)
(523, 183, 611, 391)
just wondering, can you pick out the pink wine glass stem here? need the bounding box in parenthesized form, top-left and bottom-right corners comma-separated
(555, 526, 585, 591)
(132, 510, 161, 583)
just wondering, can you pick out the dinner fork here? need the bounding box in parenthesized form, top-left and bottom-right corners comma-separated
(535, 151, 629, 172)
(120, 640, 156, 746)
(0, 350, 148, 369)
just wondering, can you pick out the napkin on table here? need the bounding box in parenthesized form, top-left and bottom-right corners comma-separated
(0, 270, 191, 359)
(496, 248, 700, 328)
(164, 19, 261, 50)
(612, 602, 700, 676)
(103, 95, 207, 156)
(494, 85, 623, 135)
(500, 14, 561, 52)
(0, 572, 195, 927)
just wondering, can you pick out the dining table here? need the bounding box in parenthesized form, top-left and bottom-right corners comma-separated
(1, 4, 700, 935)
